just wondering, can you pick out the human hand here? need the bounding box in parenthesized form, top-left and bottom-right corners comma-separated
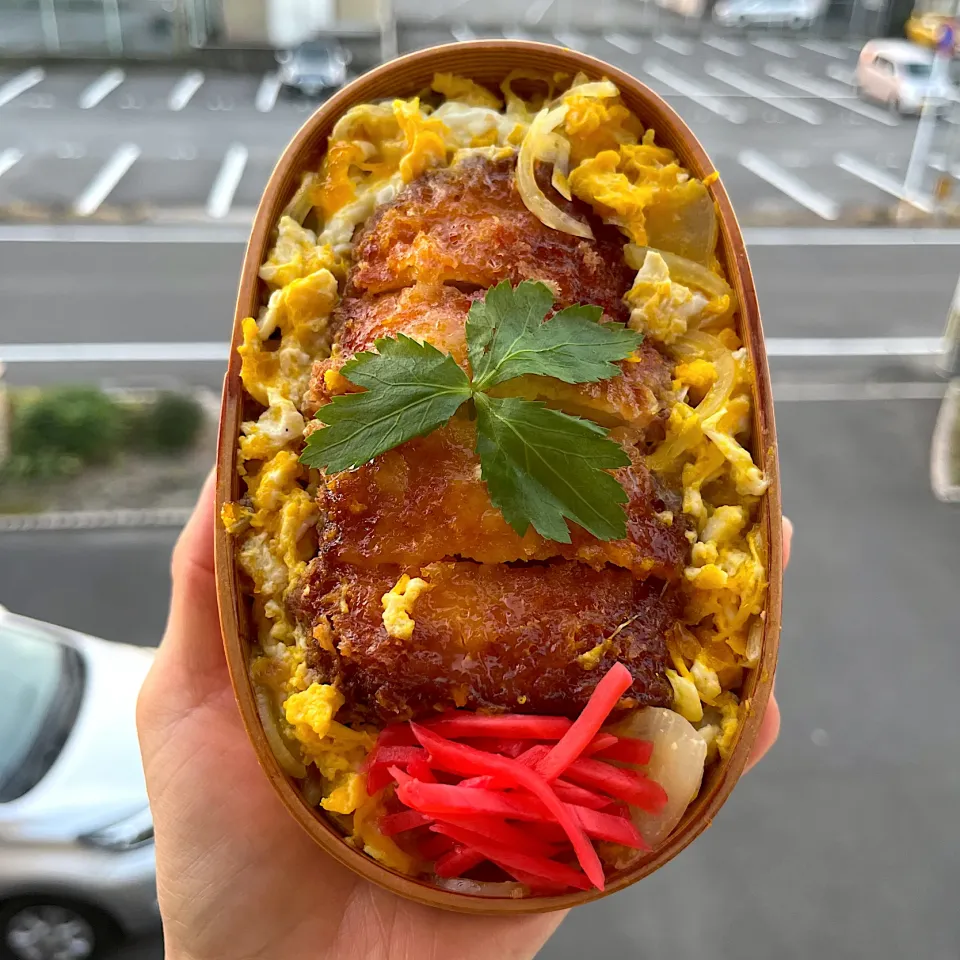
(137, 474, 787, 960)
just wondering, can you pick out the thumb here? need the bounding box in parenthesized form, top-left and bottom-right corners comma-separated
(140, 471, 227, 725)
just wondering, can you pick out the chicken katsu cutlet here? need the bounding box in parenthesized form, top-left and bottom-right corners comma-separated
(291, 154, 686, 719)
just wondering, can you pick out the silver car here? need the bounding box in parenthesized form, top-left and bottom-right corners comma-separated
(713, 0, 820, 28)
(0, 609, 158, 960)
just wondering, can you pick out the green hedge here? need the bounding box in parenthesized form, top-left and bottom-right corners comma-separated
(2, 387, 203, 481)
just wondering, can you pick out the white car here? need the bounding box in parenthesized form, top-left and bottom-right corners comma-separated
(855, 38, 955, 115)
(712, 0, 819, 28)
(0, 609, 158, 960)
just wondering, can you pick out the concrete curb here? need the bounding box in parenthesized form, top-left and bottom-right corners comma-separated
(0, 507, 193, 532)
(930, 379, 960, 503)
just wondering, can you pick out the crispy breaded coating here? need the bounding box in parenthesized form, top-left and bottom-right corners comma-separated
(293, 558, 677, 721)
(349, 157, 634, 321)
(303, 283, 674, 433)
(316, 415, 688, 580)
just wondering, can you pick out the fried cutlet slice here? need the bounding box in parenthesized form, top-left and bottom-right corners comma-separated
(348, 156, 635, 322)
(302, 284, 674, 438)
(313, 414, 688, 581)
(293, 557, 678, 721)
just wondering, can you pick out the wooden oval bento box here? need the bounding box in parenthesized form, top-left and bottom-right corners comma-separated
(214, 40, 783, 914)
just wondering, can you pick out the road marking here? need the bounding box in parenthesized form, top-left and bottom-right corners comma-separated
(604, 32, 641, 54)
(703, 36, 744, 55)
(255, 72, 281, 112)
(656, 34, 693, 55)
(825, 64, 855, 85)
(0, 148, 23, 179)
(751, 37, 797, 57)
(73, 143, 140, 217)
(78, 68, 125, 109)
(167, 69, 205, 111)
(3, 224, 960, 247)
(0, 67, 46, 107)
(2, 339, 942, 365)
(799, 38, 848, 59)
(775, 381, 946, 401)
(767, 336, 943, 356)
(503, 25, 533, 40)
(524, 0, 554, 23)
(766, 64, 898, 126)
(207, 144, 248, 219)
(834, 151, 933, 212)
(2, 343, 229, 363)
(451, 23, 476, 42)
(739, 150, 838, 219)
(555, 30, 586, 48)
(706, 62, 821, 123)
(644, 61, 747, 123)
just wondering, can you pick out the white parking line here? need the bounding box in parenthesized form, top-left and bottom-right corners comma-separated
(2, 339, 942, 365)
(766, 64, 898, 126)
(255, 72, 281, 113)
(503, 25, 534, 40)
(751, 37, 797, 57)
(207, 144, 248, 219)
(825, 64, 855, 85)
(799, 38, 849, 59)
(78, 68, 125, 109)
(0, 67, 46, 108)
(555, 30, 586, 49)
(644, 61, 747, 123)
(775, 382, 945, 401)
(451, 23, 477, 42)
(834, 151, 933, 212)
(703, 36, 744, 55)
(656, 34, 693, 55)
(739, 149, 839, 219)
(524, 0, 554, 23)
(167, 70, 205, 111)
(73, 143, 140, 216)
(706, 62, 821, 123)
(767, 336, 943, 357)
(604, 32, 641, 54)
(0, 148, 23, 179)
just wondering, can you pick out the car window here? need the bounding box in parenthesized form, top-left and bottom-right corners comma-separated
(902, 61, 933, 77)
(873, 56, 893, 73)
(0, 620, 84, 802)
(0, 622, 62, 792)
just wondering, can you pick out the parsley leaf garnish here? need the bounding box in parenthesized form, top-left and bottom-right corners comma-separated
(473, 394, 631, 544)
(301, 281, 643, 541)
(467, 280, 642, 391)
(303, 334, 472, 473)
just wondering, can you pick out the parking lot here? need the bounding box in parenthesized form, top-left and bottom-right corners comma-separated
(1, 27, 960, 224)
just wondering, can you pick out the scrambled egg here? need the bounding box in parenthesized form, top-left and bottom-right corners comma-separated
(381, 574, 432, 641)
(226, 69, 772, 858)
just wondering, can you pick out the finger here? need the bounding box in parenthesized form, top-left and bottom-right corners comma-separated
(160, 470, 226, 697)
(782, 516, 793, 570)
(745, 686, 780, 772)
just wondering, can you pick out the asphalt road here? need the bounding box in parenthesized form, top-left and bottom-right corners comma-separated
(0, 232, 954, 391)
(3, 27, 960, 225)
(2, 395, 958, 960)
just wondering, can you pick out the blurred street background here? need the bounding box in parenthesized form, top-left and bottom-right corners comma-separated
(1, 0, 959, 959)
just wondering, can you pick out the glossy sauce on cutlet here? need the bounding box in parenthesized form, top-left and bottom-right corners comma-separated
(348, 157, 634, 321)
(293, 558, 677, 721)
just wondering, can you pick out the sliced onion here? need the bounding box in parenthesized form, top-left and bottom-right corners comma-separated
(433, 877, 529, 898)
(255, 686, 307, 779)
(517, 104, 593, 239)
(626, 243, 737, 314)
(605, 707, 707, 849)
(673, 331, 737, 423)
(646, 331, 736, 472)
(562, 79, 620, 101)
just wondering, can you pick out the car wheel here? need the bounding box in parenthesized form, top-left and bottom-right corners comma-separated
(0, 898, 118, 960)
